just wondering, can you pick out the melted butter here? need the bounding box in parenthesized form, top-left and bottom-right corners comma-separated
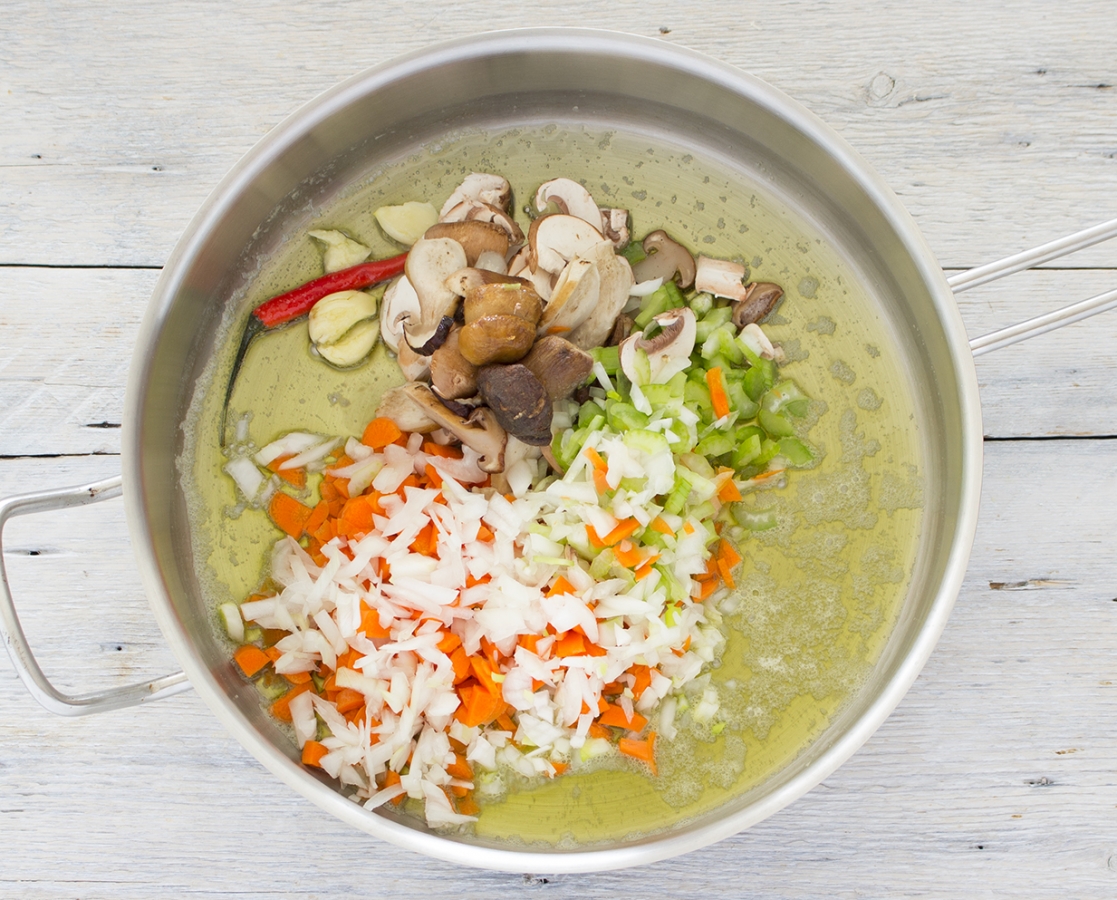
(180, 124, 923, 846)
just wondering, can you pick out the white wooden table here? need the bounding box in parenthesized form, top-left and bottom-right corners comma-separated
(3, 2, 1117, 896)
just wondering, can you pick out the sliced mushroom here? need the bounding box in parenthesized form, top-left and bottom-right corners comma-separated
(528, 214, 606, 276)
(536, 256, 599, 336)
(458, 315, 537, 366)
(380, 275, 421, 353)
(565, 240, 635, 350)
(423, 221, 509, 265)
(732, 282, 784, 327)
(607, 313, 635, 347)
(446, 267, 532, 297)
(463, 282, 542, 325)
(477, 364, 553, 446)
(506, 246, 531, 277)
(474, 250, 508, 274)
(439, 173, 512, 216)
(600, 208, 630, 249)
(375, 384, 440, 433)
(521, 336, 594, 399)
(619, 307, 698, 386)
(533, 178, 603, 228)
(403, 237, 468, 353)
(385, 382, 507, 472)
(694, 255, 749, 302)
(429, 327, 478, 400)
(396, 339, 431, 382)
(440, 200, 525, 247)
(632, 230, 697, 289)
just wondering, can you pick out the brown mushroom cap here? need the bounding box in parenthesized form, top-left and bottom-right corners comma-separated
(424, 221, 510, 265)
(387, 382, 507, 472)
(521, 336, 594, 400)
(477, 364, 554, 446)
(731, 282, 784, 328)
(429, 327, 478, 399)
(458, 315, 536, 366)
(463, 282, 543, 325)
(632, 230, 696, 289)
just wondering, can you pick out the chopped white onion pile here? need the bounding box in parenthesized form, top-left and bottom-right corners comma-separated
(231, 422, 732, 829)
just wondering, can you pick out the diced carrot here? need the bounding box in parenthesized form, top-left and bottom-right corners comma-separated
(233, 645, 271, 678)
(718, 538, 743, 569)
(450, 646, 471, 684)
(618, 731, 657, 775)
(268, 492, 313, 539)
(284, 670, 313, 685)
(267, 455, 307, 489)
(495, 712, 517, 733)
(717, 556, 736, 590)
(334, 688, 365, 714)
(344, 703, 367, 726)
(630, 665, 654, 701)
(706, 366, 730, 419)
(382, 769, 405, 806)
(683, 521, 695, 535)
(336, 647, 361, 670)
(717, 477, 743, 503)
(449, 783, 470, 798)
(588, 722, 612, 740)
(551, 761, 570, 776)
(554, 630, 587, 658)
(454, 683, 508, 727)
(586, 524, 605, 548)
(362, 417, 403, 449)
(263, 645, 283, 663)
(301, 739, 329, 768)
(456, 796, 480, 816)
(337, 494, 376, 539)
(269, 682, 313, 723)
(422, 441, 463, 459)
(474, 523, 495, 543)
(303, 500, 329, 537)
(634, 558, 658, 581)
(602, 518, 640, 547)
(517, 633, 541, 655)
(446, 754, 473, 781)
(410, 520, 438, 557)
(694, 577, 719, 601)
(584, 446, 608, 472)
(396, 473, 421, 495)
(359, 601, 391, 639)
(319, 480, 340, 502)
(469, 655, 502, 695)
(613, 539, 643, 569)
(592, 468, 610, 495)
(598, 703, 648, 732)
(649, 516, 675, 537)
(424, 463, 443, 489)
(479, 637, 502, 667)
(546, 576, 576, 597)
(437, 631, 462, 654)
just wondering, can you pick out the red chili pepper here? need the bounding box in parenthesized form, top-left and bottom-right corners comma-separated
(251, 253, 408, 328)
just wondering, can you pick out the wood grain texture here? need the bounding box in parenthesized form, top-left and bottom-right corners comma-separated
(2, 1, 1117, 268)
(2, 1, 1117, 897)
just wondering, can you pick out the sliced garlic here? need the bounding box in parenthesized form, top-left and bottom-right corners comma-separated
(307, 229, 371, 273)
(316, 318, 380, 368)
(308, 290, 380, 366)
(373, 201, 438, 247)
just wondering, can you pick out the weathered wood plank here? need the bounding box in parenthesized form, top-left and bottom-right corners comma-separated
(1, 266, 1114, 456)
(1, 1, 1116, 268)
(0, 443, 1115, 898)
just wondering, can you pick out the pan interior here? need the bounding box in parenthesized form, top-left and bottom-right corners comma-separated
(131, 32, 974, 865)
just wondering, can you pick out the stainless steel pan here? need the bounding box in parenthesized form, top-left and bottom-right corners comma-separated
(2, 28, 1115, 872)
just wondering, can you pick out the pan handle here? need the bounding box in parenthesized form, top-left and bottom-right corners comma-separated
(946, 217, 1117, 356)
(0, 476, 191, 717)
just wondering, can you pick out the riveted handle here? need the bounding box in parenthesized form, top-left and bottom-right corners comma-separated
(0, 476, 191, 716)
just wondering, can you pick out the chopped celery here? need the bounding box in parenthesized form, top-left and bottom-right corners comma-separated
(634, 282, 686, 328)
(762, 380, 808, 415)
(778, 437, 816, 466)
(621, 241, 647, 266)
(744, 359, 777, 401)
(732, 433, 762, 468)
(725, 378, 759, 419)
(591, 345, 621, 376)
(701, 324, 745, 366)
(606, 400, 650, 431)
(624, 428, 671, 457)
(243, 625, 264, 644)
(688, 292, 714, 317)
(589, 547, 616, 579)
(759, 408, 796, 438)
(578, 400, 604, 428)
(696, 431, 735, 458)
(732, 504, 778, 531)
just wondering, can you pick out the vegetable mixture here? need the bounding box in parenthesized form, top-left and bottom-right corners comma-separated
(219, 173, 817, 828)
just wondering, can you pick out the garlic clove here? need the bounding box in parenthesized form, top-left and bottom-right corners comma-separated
(315, 317, 380, 368)
(374, 201, 439, 247)
(308, 289, 378, 346)
(307, 229, 371, 273)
